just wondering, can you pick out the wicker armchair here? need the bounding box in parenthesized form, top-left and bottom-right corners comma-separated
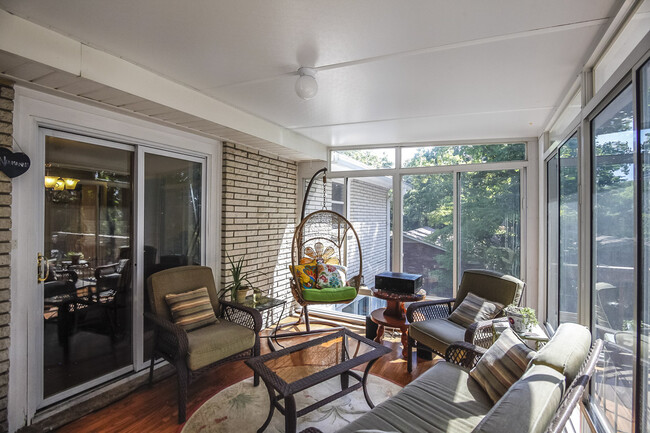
(406, 269, 525, 372)
(145, 265, 262, 423)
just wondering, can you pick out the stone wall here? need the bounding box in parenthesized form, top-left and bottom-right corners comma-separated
(0, 78, 13, 432)
(221, 142, 297, 324)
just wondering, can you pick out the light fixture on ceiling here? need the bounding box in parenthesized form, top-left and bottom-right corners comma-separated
(295, 67, 318, 100)
(44, 176, 79, 190)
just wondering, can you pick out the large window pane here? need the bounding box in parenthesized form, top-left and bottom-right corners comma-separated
(331, 149, 395, 171)
(459, 170, 521, 279)
(311, 176, 392, 316)
(640, 58, 650, 433)
(592, 85, 635, 433)
(402, 143, 525, 168)
(143, 153, 203, 360)
(559, 136, 579, 323)
(547, 153, 560, 328)
(43, 136, 133, 398)
(402, 174, 454, 297)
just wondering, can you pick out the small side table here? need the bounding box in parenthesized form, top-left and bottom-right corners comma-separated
(370, 288, 426, 358)
(237, 295, 286, 329)
(492, 320, 549, 350)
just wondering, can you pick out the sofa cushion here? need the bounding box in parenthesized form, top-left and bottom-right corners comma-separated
(301, 286, 357, 302)
(448, 292, 504, 328)
(472, 364, 566, 433)
(530, 323, 591, 385)
(337, 361, 493, 433)
(409, 318, 466, 355)
(186, 320, 255, 370)
(470, 328, 536, 403)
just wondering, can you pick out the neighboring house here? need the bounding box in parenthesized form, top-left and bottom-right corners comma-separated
(402, 227, 447, 294)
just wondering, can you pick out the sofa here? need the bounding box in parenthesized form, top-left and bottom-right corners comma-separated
(303, 323, 602, 433)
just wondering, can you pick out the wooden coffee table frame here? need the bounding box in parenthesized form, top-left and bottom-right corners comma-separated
(245, 328, 391, 433)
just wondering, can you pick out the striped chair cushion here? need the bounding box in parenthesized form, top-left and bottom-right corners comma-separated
(470, 328, 536, 403)
(448, 292, 504, 328)
(164, 287, 218, 331)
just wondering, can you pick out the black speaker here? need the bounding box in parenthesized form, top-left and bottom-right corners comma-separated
(375, 272, 423, 294)
(365, 315, 378, 340)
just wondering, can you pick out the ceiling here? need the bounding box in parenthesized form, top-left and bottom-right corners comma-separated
(0, 0, 622, 154)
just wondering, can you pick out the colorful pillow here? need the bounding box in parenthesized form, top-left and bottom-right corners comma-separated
(164, 287, 218, 332)
(448, 292, 504, 328)
(290, 264, 318, 289)
(317, 263, 347, 289)
(470, 328, 536, 403)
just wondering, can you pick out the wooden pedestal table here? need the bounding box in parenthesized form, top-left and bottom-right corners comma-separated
(370, 288, 426, 358)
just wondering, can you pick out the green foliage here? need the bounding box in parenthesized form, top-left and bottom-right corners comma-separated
(223, 253, 253, 300)
(504, 305, 538, 328)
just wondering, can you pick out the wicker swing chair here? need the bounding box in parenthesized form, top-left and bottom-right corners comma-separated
(276, 209, 363, 339)
(271, 168, 363, 344)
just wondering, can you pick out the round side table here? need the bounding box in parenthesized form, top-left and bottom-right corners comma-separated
(370, 288, 426, 358)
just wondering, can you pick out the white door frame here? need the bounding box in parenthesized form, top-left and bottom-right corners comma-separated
(9, 87, 220, 431)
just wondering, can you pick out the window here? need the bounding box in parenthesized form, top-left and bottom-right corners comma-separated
(323, 142, 527, 316)
(402, 143, 526, 168)
(459, 170, 521, 279)
(330, 148, 395, 171)
(546, 134, 579, 328)
(402, 174, 454, 297)
(591, 84, 635, 432)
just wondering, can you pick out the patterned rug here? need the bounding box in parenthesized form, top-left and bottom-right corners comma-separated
(181, 374, 402, 433)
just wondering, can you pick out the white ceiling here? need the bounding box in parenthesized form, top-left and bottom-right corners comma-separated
(0, 0, 622, 150)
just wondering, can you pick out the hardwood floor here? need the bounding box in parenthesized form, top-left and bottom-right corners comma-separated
(56, 322, 439, 433)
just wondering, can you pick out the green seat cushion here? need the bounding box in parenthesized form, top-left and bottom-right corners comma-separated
(473, 365, 565, 433)
(186, 320, 255, 370)
(531, 323, 591, 384)
(301, 286, 357, 303)
(337, 361, 493, 433)
(409, 318, 466, 355)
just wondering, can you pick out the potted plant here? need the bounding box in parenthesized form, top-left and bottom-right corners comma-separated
(223, 253, 254, 303)
(66, 251, 84, 266)
(504, 305, 538, 333)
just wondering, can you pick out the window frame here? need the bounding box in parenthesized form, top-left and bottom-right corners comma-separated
(322, 141, 533, 302)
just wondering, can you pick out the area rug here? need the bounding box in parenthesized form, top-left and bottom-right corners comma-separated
(181, 374, 402, 433)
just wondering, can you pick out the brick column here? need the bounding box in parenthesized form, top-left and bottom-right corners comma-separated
(0, 78, 14, 432)
(222, 142, 297, 325)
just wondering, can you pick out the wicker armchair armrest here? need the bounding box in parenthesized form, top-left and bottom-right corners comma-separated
(219, 299, 263, 333)
(407, 298, 455, 323)
(445, 341, 487, 369)
(465, 317, 508, 349)
(144, 311, 189, 360)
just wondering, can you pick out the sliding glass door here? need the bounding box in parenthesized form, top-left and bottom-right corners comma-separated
(41, 133, 134, 405)
(142, 150, 204, 361)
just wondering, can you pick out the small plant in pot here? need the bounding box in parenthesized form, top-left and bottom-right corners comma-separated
(223, 253, 254, 303)
(504, 305, 538, 333)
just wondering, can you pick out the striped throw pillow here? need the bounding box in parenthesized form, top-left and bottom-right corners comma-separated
(164, 287, 218, 331)
(448, 292, 504, 328)
(470, 328, 536, 403)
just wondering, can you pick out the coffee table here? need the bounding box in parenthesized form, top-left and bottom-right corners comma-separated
(245, 328, 391, 433)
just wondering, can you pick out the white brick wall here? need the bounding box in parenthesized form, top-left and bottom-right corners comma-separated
(221, 142, 297, 324)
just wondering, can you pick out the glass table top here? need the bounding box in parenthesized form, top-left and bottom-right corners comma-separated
(237, 295, 286, 312)
(246, 328, 390, 395)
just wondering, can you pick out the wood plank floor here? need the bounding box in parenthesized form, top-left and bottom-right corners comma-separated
(57, 322, 439, 433)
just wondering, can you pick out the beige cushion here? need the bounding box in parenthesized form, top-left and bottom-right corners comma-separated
(186, 321, 255, 370)
(531, 322, 591, 384)
(337, 361, 493, 433)
(472, 365, 566, 433)
(470, 328, 536, 403)
(165, 287, 218, 331)
(409, 318, 466, 355)
(448, 292, 504, 328)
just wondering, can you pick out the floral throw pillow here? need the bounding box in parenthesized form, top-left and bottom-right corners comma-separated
(317, 263, 347, 289)
(290, 264, 318, 289)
